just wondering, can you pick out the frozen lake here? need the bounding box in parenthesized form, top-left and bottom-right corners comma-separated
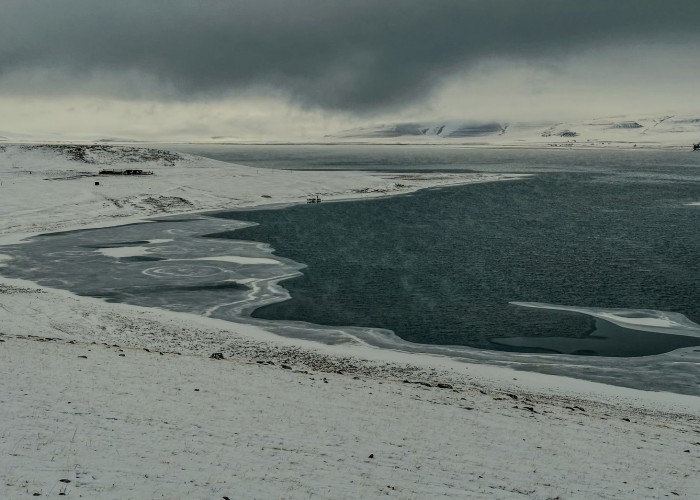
(2, 146, 700, 394)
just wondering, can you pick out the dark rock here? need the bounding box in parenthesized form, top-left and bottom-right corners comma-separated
(210, 352, 225, 360)
(437, 383, 453, 389)
(368, 454, 374, 459)
(281, 364, 292, 370)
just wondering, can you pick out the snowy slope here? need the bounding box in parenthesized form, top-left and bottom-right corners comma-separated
(0, 144, 517, 238)
(2, 329, 699, 499)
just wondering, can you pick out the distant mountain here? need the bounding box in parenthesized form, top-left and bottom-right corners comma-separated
(326, 115, 700, 148)
(327, 121, 506, 139)
(94, 137, 139, 143)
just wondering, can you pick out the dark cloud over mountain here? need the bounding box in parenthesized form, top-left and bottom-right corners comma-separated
(1, 1, 699, 112)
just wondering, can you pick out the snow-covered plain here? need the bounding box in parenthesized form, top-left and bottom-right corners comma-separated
(1, 144, 699, 499)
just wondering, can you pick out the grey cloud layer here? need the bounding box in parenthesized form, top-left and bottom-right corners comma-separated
(2, 0, 698, 111)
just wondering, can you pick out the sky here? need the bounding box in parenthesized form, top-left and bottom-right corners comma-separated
(1, 0, 699, 141)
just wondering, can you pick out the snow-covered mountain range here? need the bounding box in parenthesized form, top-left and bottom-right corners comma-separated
(2, 114, 699, 148)
(326, 114, 700, 148)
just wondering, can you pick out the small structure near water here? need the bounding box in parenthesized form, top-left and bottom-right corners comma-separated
(99, 168, 154, 175)
(693, 143, 700, 151)
(307, 195, 322, 204)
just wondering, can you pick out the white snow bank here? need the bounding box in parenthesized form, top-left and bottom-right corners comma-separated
(186, 255, 281, 265)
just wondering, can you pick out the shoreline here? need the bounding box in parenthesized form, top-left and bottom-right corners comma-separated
(0, 142, 527, 241)
(2, 274, 699, 414)
(2, 143, 699, 498)
(2, 166, 699, 399)
(0, 145, 697, 404)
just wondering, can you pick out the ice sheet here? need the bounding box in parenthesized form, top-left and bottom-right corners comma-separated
(185, 256, 281, 265)
(511, 301, 700, 338)
(98, 246, 153, 258)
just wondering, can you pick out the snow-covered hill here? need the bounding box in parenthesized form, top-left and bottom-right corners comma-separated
(327, 114, 700, 149)
(0, 143, 513, 237)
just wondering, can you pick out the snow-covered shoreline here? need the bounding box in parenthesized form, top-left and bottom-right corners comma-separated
(2, 144, 699, 499)
(0, 143, 524, 239)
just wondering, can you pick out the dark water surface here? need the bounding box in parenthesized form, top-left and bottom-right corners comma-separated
(211, 170, 700, 356)
(161, 143, 698, 173)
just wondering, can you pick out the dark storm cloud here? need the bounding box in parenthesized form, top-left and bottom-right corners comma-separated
(1, 0, 698, 111)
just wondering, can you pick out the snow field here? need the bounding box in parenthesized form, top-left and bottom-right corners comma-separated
(2, 335, 699, 499)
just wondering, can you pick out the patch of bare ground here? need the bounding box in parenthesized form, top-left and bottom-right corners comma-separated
(19, 144, 187, 166)
(0, 284, 46, 294)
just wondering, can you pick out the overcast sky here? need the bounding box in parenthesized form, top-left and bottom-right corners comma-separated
(1, 0, 699, 140)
